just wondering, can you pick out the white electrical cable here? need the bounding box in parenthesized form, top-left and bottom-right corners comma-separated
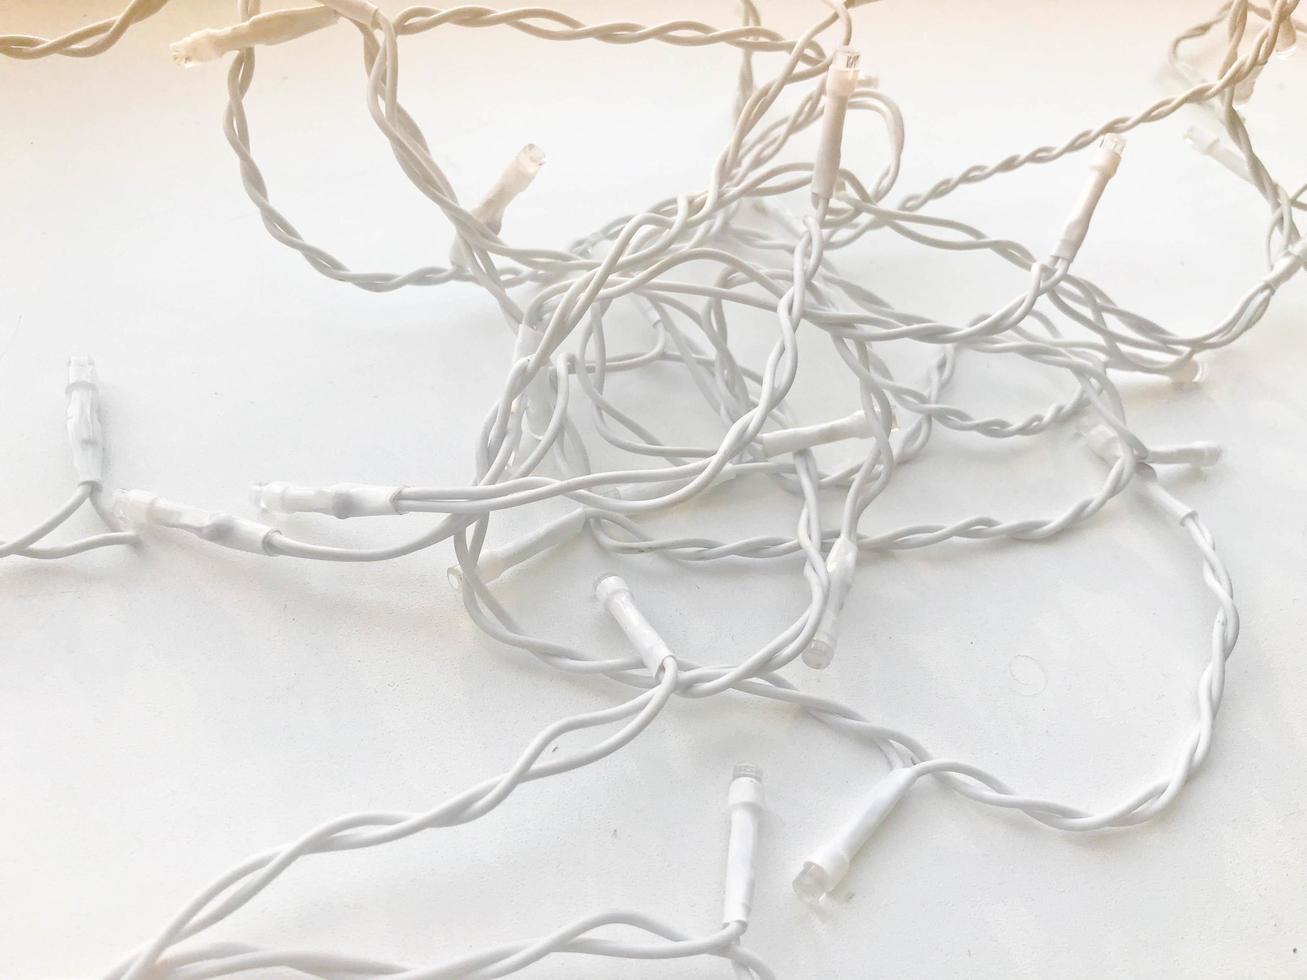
(2, 0, 1303, 976)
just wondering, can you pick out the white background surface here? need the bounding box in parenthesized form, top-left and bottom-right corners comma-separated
(3, 2, 1306, 977)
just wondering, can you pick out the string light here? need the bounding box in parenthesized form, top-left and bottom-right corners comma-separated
(3, 0, 1302, 976)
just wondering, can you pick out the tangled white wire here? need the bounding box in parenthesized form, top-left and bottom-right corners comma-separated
(5, 0, 1305, 976)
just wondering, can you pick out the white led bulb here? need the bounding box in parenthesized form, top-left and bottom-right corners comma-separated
(794, 767, 918, 905)
(812, 47, 861, 202)
(1050, 135, 1125, 262)
(473, 144, 546, 236)
(1184, 126, 1253, 183)
(594, 573, 675, 674)
(65, 356, 104, 485)
(722, 764, 765, 926)
(805, 535, 859, 670)
(1166, 358, 1206, 386)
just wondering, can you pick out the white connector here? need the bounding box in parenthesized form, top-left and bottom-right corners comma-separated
(1267, 237, 1307, 288)
(804, 534, 859, 670)
(793, 766, 918, 905)
(1184, 125, 1253, 183)
(447, 507, 589, 591)
(722, 764, 765, 927)
(755, 410, 873, 458)
(65, 356, 104, 486)
(1050, 135, 1125, 262)
(250, 481, 403, 519)
(594, 573, 675, 674)
(171, 5, 340, 67)
(115, 490, 280, 555)
(812, 47, 861, 202)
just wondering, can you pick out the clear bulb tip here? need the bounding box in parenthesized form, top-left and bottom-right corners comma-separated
(518, 144, 546, 172)
(793, 863, 831, 906)
(593, 571, 626, 599)
(803, 639, 835, 670)
(732, 763, 763, 783)
(1168, 360, 1205, 386)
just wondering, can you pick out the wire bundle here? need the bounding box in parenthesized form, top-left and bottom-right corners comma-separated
(4, 0, 1304, 976)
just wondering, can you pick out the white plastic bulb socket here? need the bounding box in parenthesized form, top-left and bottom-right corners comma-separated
(115, 490, 280, 555)
(1165, 358, 1205, 385)
(794, 766, 918, 905)
(594, 573, 675, 674)
(1051, 134, 1125, 261)
(65, 356, 104, 485)
(812, 46, 861, 202)
(171, 5, 339, 66)
(250, 481, 403, 519)
(1147, 442, 1224, 467)
(473, 144, 546, 235)
(1183, 125, 1253, 183)
(722, 764, 765, 926)
(804, 535, 860, 670)
(450, 146, 545, 283)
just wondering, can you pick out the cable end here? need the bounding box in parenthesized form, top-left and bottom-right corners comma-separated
(1166, 359, 1205, 386)
(826, 46, 861, 97)
(793, 861, 834, 906)
(171, 30, 224, 66)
